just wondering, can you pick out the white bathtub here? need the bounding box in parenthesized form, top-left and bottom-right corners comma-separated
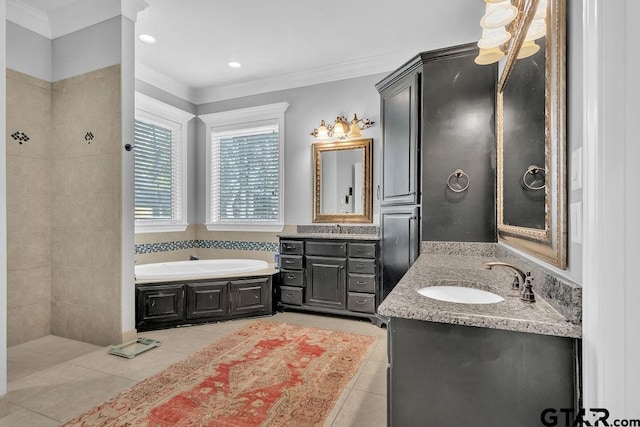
(135, 259, 269, 281)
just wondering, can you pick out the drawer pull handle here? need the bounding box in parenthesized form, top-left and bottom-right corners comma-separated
(355, 300, 367, 305)
(286, 293, 295, 297)
(356, 281, 367, 285)
(284, 244, 295, 249)
(150, 300, 156, 307)
(356, 264, 367, 268)
(287, 275, 296, 280)
(356, 248, 366, 252)
(284, 260, 295, 264)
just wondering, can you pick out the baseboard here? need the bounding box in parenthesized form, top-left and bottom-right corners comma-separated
(121, 328, 138, 343)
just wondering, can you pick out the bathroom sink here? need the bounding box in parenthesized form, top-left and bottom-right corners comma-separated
(417, 286, 504, 304)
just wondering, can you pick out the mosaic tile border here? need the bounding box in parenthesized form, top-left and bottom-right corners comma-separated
(135, 240, 278, 254)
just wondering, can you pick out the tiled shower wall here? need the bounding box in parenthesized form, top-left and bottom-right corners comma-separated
(50, 65, 123, 346)
(6, 66, 124, 347)
(6, 70, 52, 346)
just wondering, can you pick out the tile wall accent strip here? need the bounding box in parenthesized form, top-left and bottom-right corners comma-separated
(198, 240, 278, 252)
(135, 240, 278, 254)
(135, 240, 198, 254)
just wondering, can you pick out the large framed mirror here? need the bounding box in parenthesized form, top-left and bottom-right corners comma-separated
(496, 0, 567, 268)
(313, 138, 373, 223)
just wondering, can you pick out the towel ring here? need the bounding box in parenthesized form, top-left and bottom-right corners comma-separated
(447, 169, 470, 193)
(523, 165, 546, 190)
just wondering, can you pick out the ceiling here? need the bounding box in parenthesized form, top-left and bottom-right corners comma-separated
(11, 0, 486, 103)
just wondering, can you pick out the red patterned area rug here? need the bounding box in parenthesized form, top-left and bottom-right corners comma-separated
(63, 320, 376, 427)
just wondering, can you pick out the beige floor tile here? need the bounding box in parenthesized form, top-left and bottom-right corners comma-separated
(352, 360, 387, 396)
(369, 340, 389, 363)
(17, 369, 136, 423)
(72, 347, 188, 381)
(8, 335, 101, 372)
(8, 363, 97, 404)
(6, 360, 39, 383)
(330, 389, 387, 427)
(0, 404, 59, 427)
(323, 388, 352, 427)
(137, 326, 223, 354)
(4, 314, 390, 425)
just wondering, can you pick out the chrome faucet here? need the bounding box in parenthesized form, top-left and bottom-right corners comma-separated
(482, 262, 527, 291)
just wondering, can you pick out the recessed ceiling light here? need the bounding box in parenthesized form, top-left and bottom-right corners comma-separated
(228, 61, 242, 69)
(139, 34, 156, 44)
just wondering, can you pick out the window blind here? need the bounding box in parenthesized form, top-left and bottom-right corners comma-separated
(134, 119, 183, 221)
(210, 124, 279, 223)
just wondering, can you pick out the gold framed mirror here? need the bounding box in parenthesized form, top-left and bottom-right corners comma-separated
(496, 0, 567, 268)
(312, 138, 372, 223)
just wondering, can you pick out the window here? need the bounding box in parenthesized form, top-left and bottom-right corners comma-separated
(200, 102, 289, 231)
(134, 92, 194, 233)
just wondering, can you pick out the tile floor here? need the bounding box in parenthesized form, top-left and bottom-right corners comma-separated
(1, 312, 388, 426)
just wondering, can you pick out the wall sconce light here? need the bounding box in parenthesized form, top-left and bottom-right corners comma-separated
(310, 114, 374, 139)
(474, 0, 547, 65)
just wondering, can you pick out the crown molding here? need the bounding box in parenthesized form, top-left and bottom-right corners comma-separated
(136, 63, 197, 104)
(7, 0, 148, 40)
(192, 48, 419, 105)
(7, 0, 51, 38)
(121, 0, 149, 22)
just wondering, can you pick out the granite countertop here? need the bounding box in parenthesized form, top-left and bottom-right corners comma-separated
(278, 232, 380, 241)
(378, 253, 582, 338)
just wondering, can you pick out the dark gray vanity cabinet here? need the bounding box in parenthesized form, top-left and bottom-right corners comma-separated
(380, 207, 420, 299)
(186, 282, 229, 319)
(376, 43, 498, 297)
(278, 238, 381, 323)
(230, 278, 271, 315)
(136, 276, 273, 331)
(380, 73, 420, 206)
(137, 283, 185, 326)
(305, 256, 347, 309)
(388, 318, 578, 427)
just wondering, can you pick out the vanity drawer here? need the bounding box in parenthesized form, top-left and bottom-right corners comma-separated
(280, 286, 304, 305)
(305, 241, 347, 257)
(281, 269, 305, 287)
(348, 292, 375, 314)
(280, 255, 303, 270)
(348, 258, 376, 275)
(348, 243, 377, 259)
(280, 240, 304, 255)
(348, 274, 376, 294)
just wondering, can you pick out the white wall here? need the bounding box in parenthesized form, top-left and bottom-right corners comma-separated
(52, 17, 122, 82)
(6, 21, 51, 81)
(1, 0, 8, 413)
(583, 0, 640, 418)
(196, 73, 386, 225)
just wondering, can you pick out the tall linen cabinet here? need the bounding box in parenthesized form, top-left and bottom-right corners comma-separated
(376, 43, 497, 299)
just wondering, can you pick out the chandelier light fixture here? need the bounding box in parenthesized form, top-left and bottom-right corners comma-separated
(310, 114, 374, 139)
(475, 0, 547, 65)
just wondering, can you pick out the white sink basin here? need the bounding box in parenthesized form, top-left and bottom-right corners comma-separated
(417, 286, 504, 304)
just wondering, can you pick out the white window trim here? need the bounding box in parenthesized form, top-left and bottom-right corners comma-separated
(199, 102, 289, 232)
(135, 92, 195, 233)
